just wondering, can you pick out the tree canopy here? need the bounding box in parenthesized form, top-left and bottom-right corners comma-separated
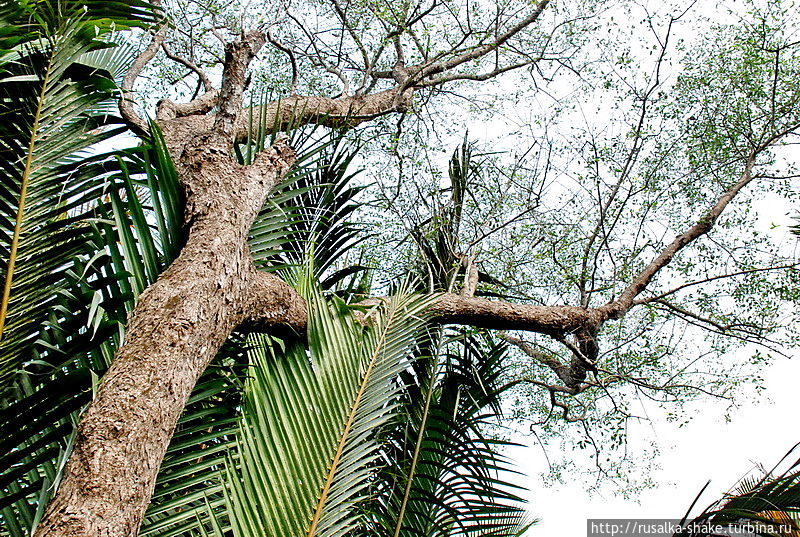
(0, 0, 798, 536)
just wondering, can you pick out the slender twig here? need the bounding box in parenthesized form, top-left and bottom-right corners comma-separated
(161, 43, 214, 92)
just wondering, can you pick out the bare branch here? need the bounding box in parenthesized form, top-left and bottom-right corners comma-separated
(499, 332, 566, 373)
(652, 300, 737, 334)
(330, 0, 370, 74)
(288, 13, 352, 95)
(600, 153, 759, 319)
(408, 0, 549, 85)
(161, 43, 214, 92)
(633, 263, 800, 305)
(417, 59, 535, 87)
(267, 29, 299, 94)
(120, 4, 167, 135)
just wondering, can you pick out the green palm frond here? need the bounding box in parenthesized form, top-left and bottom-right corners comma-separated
(238, 91, 368, 285)
(0, 0, 156, 388)
(0, 369, 92, 534)
(249, 135, 366, 287)
(0, 123, 183, 535)
(37, 124, 183, 371)
(277, 143, 365, 277)
(220, 273, 435, 537)
(370, 333, 531, 537)
(679, 445, 800, 536)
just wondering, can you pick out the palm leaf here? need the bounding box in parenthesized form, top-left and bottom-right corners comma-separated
(371, 333, 531, 537)
(681, 446, 800, 536)
(0, 123, 183, 535)
(248, 135, 367, 287)
(0, 0, 155, 388)
(221, 273, 435, 537)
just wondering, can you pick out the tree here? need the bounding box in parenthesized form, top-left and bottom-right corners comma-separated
(675, 444, 800, 536)
(1, 0, 799, 535)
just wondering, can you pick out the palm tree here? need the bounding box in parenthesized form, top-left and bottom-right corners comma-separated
(677, 445, 800, 536)
(0, 2, 532, 535)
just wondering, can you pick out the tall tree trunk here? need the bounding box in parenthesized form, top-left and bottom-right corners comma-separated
(33, 130, 305, 537)
(29, 10, 580, 533)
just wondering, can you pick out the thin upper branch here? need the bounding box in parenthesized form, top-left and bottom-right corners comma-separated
(120, 5, 167, 134)
(417, 59, 535, 87)
(161, 43, 214, 92)
(578, 17, 675, 307)
(267, 29, 299, 94)
(600, 153, 759, 319)
(633, 263, 800, 305)
(407, 0, 549, 85)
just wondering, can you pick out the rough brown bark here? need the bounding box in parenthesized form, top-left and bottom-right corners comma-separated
(33, 31, 307, 537)
(428, 293, 606, 334)
(33, 132, 302, 537)
(158, 86, 415, 141)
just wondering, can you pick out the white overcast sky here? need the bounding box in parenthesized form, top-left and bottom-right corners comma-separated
(455, 1, 800, 533)
(516, 342, 800, 535)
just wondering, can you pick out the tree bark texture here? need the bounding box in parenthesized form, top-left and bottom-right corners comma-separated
(157, 86, 415, 141)
(33, 127, 303, 536)
(32, 3, 761, 531)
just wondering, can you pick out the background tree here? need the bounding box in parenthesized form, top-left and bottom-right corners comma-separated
(361, 0, 800, 485)
(0, 0, 799, 536)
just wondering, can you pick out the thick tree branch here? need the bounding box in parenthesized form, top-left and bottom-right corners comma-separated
(159, 85, 415, 142)
(215, 30, 267, 135)
(157, 90, 220, 119)
(356, 293, 606, 335)
(429, 293, 605, 333)
(600, 153, 758, 319)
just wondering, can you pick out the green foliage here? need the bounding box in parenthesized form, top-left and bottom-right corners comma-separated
(365, 332, 532, 537)
(0, 0, 156, 388)
(0, 123, 183, 534)
(679, 445, 800, 536)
